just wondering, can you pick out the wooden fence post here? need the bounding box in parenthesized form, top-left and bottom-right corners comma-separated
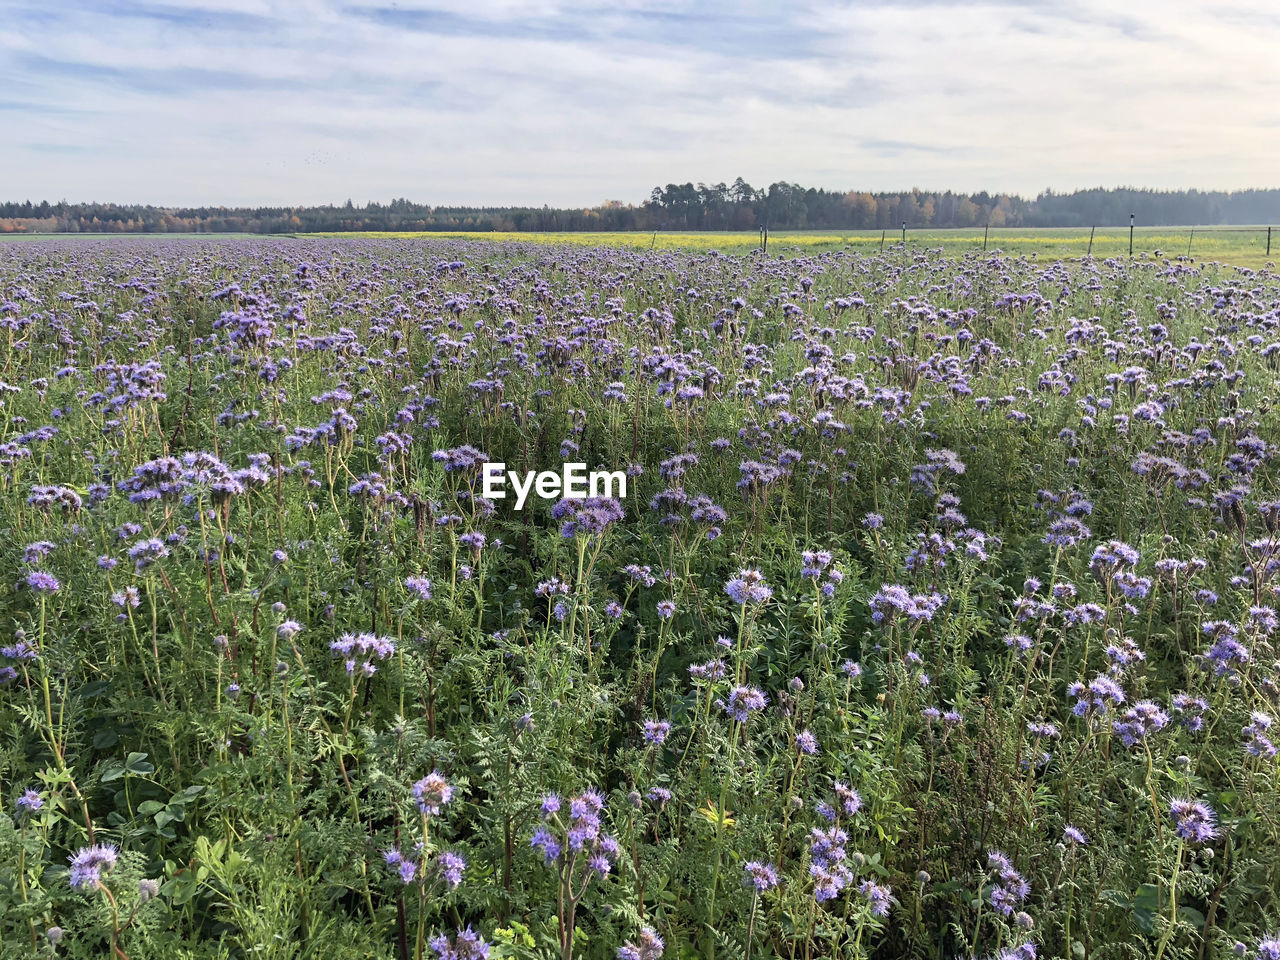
(1087, 226, 1095, 256)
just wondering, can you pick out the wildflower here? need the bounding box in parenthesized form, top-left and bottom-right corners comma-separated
(553, 496, 625, 538)
(1169, 798, 1219, 844)
(1063, 825, 1087, 846)
(1243, 713, 1277, 758)
(405, 576, 433, 600)
(796, 730, 819, 755)
(1112, 701, 1169, 747)
(24, 570, 60, 593)
(743, 860, 779, 892)
(656, 600, 676, 619)
(330, 633, 396, 675)
(642, 720, 671, 745)
(1068, 674, 1126, 717)
(859, 879, 893, 917)
(276, 620, 303, 640)
(616, 926, 664, 960)
(721, 686, 767, 722)
(429, 926, 491, 960)
(833, 782, 862, 816)
(725, 569, 772, 605)
(68, 843, 119, 889)
(801, 549, 834, 579)
(16, 789, 43, 814)
(436, 850, 466, 889)
(530, 826, 562, 865)
(531, 790, 618, 877)
(112, 587, 142, 609)
(986, 850, 1030, 915)
(413, 772, 454, 816)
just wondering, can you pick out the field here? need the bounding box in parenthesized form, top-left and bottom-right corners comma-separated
(302, 226, 1280, 268)
(2, 236, 1280, 960)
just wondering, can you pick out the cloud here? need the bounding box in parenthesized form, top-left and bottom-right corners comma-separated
(0, 0, 1278, 205)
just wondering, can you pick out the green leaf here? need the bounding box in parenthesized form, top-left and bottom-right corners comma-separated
(93, 729, 119, 750)
(125, 752, 155, 776)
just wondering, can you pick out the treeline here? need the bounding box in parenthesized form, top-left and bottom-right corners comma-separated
(3, 183, 1280, 234)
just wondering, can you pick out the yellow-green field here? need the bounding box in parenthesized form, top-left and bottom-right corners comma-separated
(4, 227, 1275, 268)
(303, 226, 1279, 267)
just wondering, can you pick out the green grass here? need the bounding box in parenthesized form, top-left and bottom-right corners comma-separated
(296, 226, 1279, 267)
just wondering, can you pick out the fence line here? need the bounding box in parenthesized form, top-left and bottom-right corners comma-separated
(884, 223, 1275, 259)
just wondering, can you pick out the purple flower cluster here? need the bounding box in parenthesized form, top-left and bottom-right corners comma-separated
(985, 850, 1030, 915)
(412, 771, 454, 816)
(530, 790, 619, 878)
(724, 568, 773, 605)
(429, 926, 490, 960)
(330, 633, 397, 676)
(616, 926, 664, 960)
(68, 843, 119, 890)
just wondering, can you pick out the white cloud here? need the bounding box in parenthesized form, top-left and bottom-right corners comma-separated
(1, 0, 1278, 205)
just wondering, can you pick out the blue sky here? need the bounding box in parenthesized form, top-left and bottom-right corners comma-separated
(2, 0, 1278, 205)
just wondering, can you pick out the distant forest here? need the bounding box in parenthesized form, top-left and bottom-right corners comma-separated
(4, 181, 1280, 234)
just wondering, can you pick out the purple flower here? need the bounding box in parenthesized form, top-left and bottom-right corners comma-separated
(985, 850, 1030, 915)
(276, 620, 303, 640)
(554, 496, 625, 538)
(1112, 701, 1169, 747)
(724, 569, 773, 605)
(642, 720, 671, 746)
(429, 926, 490, 960)
(24, 570, 59, 594)
(412, 772, 453, 816)
(1169, 798, 1219, 844)
(833, 782, 862, 817)
(68, 843, 119, 889)
(743, 860, 779, 892)
(436, 851, 466, 889)
(616, 926, 664, 960)
(721, 686, 767, 723)
(405, 576, 433, 600)
(530, 826, 562, 865)
(859, 879, 893, 917)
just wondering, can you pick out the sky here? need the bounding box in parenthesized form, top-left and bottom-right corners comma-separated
(2, 0, 1280, 207)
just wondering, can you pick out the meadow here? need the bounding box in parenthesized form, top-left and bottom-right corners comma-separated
(304, 226, 1279, 268)
(1, 236, 1279, 960)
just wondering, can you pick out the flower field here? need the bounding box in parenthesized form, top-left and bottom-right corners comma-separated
(2, 238, 1279, 959)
